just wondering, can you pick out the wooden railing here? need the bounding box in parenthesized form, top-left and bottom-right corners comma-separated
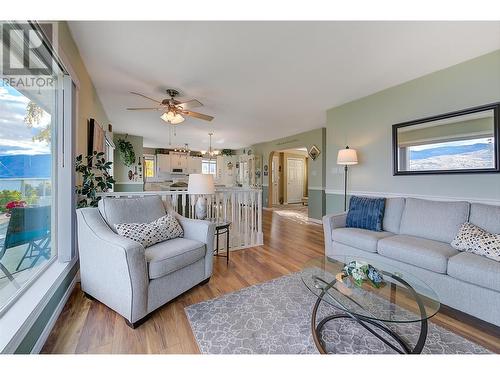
(98, 187, 263, 250)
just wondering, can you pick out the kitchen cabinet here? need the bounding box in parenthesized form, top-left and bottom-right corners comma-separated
(187, 156, 202, 174)
(170, 152, 188, 171)
(157, 154, 171, 173)
(217, 155, 238, 186)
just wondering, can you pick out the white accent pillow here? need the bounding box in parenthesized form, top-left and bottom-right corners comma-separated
(115, 214, 184, 248)
(451, 222, 500, 262)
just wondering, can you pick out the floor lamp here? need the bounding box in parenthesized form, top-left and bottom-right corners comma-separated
(337, 146, 358, 211)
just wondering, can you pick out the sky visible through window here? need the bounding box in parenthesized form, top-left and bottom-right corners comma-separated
(0, 85, 51, 157)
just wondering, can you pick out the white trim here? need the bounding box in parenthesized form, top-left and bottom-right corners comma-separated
(325, 189, 500, 206)
(0, 259, 77, 353)
(308, 186, 325, 191)
(30, 274, 77, 354)
(57, 45, 80, 90)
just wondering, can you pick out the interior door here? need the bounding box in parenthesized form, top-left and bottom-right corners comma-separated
(287, 158, 304, 203)
(272, 155, 279, 204)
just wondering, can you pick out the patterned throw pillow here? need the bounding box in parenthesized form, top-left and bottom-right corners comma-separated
(451, 222, 500, 262)
(346, 196, 386, 232)
(115, 214, 184, 248)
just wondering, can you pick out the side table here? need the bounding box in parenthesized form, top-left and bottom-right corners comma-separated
(213, 222, 231, 265)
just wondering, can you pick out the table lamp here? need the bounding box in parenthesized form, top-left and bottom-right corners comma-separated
(188, 174, 215, 220)
(337, 146, 358, 211)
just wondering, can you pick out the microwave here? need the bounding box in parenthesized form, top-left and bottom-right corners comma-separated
(172, 168, 184, 174)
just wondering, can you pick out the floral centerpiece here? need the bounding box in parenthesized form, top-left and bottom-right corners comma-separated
(342, 260, 385, 288)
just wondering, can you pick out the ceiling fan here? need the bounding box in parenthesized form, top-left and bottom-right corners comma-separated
(126, 89, 214, 124)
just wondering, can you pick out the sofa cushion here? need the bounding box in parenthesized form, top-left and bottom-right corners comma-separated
(145, 238, 206, 279)
(332, 228, 393, 253)
(399, 198, 469, 243)
(382, 197, 405, 234)
(377, 234, 459, 274)
(469, 203, 500, 234)
(448, 252, 500, 292)
(346, 196, 386, 231)
(98, 196, 166, 232)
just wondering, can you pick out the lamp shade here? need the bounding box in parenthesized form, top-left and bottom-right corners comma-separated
(188, 174, 215, 195)
(337, 148, 358, 165)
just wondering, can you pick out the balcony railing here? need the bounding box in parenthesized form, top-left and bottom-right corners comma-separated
(98, 187, 264, 250)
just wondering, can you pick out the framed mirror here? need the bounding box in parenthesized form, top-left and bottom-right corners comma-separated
(393, 103, 500, 175)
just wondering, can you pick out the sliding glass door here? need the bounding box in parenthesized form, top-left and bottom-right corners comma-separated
(0, 22, 70, 313)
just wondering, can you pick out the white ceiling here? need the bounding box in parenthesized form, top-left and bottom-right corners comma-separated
(68, 21, 500, 150)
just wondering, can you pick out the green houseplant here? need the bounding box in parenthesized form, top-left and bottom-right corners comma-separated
(220, 149, 233, 156)
(116, 138, 136, 166)
(75, 152, 115, 208)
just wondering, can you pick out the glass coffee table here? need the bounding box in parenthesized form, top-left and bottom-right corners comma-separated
(302, 256, 440, 354)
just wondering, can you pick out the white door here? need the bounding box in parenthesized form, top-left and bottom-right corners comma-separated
(287, 158, 304, 203)
(272, 155, 279, 204)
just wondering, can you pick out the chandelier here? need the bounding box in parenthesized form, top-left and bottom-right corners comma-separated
(201, 133, 219, 159)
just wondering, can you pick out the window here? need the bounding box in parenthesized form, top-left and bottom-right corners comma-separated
(0, 22, 73, 314)
(202, 159, 217, 175)
(144, 155, 156, 179)
(401, 136, 495, 172)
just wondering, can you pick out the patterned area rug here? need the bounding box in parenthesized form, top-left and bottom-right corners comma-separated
(185, 271, 491, 354)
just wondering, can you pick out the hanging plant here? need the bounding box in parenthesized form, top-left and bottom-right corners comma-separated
(75, 152, 115, 208)
(221, 149, 233, 156)
(116, 138, 136, 166)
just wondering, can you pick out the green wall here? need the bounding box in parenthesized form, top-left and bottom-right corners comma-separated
(326, 50, 500, 214)
(113, 133, 144, 192)
(248, 127, 326, 219)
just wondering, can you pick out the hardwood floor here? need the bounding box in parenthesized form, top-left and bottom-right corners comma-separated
(41, 210, 500, 354)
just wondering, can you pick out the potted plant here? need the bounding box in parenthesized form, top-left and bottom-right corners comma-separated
(75, 151, 115, 208)
(116, 138, 136, 166)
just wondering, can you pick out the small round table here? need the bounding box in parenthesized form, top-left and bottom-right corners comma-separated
(213, 221, 231, 265)
(302, 256, 440, 354)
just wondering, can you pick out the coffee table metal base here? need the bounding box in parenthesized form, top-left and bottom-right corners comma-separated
(311, 296, 428, 354)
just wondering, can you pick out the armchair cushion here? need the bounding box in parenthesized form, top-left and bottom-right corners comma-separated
(145, 238, 206, 279)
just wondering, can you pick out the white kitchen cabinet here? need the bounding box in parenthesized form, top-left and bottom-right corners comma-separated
(217, 155, 238, 186)
(187, 156, 202, 174)
(157, 154, 171, 173)
(170, 152, 188, 171)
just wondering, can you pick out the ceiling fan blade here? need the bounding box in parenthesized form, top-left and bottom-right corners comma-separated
(175, 99, 203, 109)
(184, 110, 214, 121)
(130, 91, 162, 104)
(126, 107, 163, 111)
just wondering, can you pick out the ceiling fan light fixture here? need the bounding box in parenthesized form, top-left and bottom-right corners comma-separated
(160, 111, 185, 125)
(170, 113, 185, 125)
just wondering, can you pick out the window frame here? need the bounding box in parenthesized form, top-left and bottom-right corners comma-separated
(202, 158, 217, 175)
(143, 154, 156, 180)
(0, 22, 75, 317)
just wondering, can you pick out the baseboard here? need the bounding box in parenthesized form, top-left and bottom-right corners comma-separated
(30, 274, 77, 354)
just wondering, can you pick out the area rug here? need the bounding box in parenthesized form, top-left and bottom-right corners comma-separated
(184, 270, 491, 354)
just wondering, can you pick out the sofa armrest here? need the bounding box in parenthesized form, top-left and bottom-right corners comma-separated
(322, 212, 347, 255)
(76, 208, 149, 323)
(175, 214, 216, 278)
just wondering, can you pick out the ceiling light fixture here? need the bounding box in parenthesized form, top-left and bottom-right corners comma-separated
(161, 111, 185, 125)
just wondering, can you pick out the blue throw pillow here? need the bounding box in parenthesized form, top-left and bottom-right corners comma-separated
(346, 196, 386, 231)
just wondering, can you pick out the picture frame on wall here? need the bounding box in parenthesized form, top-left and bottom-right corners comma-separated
(308, 145, 321, 160)
(87, 118, 105, 156)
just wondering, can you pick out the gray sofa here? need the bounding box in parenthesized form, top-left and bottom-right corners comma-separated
(76, 195, 215, 328)
(323, 197, 500, 326)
